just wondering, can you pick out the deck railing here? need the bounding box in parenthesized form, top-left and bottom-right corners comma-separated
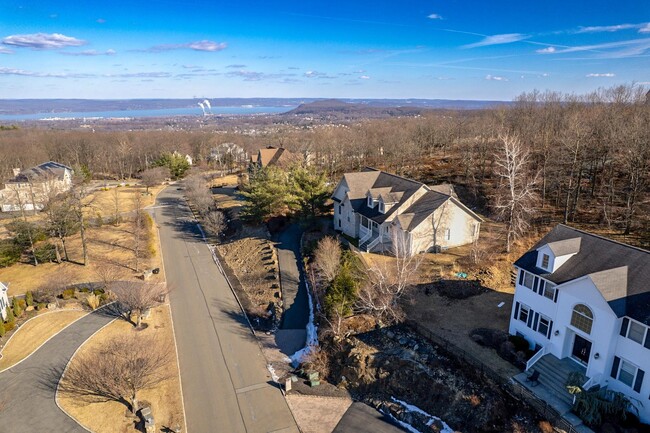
(526, 345, 549, 371)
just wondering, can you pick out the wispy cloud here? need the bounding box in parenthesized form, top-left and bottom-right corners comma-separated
(536, 46, 556, 54)
(0, 47, 13, 54)
(226, 64, 246, 68)
(576, 23, 638, 33)
(463, 33, 529, 49)
(640, 24, 650, 33)
(96, 18, 106, 24)
(226, 69, 295, 82)
(586, 73, 615, 77)
(359, 75, 370, 79)
(428, 13, 443, 20)
(0, 67, 93, 78)
(553, 38, 650, 58)
(140, 40, 227, 53)
(2, 33, 86, 50)
(485, 74, 509, 81)
(60, 49, 116, 56)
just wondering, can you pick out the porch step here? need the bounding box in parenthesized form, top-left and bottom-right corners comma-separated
(529, 354, 586, 406)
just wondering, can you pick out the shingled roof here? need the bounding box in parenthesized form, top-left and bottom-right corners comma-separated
(6, 161, 72, 184)
(514, 224, 650, 324)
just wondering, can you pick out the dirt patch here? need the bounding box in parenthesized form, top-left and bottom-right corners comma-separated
(326, 326, 544, 433)
(215, 225, 281, 328)
(58, 304, 184, 433)
(419, 278, 488, 299)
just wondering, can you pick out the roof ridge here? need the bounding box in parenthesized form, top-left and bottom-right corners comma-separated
(558, 224, 649, 255)
(363, 166, 425, 188)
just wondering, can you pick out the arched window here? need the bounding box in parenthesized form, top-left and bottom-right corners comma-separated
(571, 304, 593, 334)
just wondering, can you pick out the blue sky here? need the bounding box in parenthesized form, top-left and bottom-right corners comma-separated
(1, 0, 649, 100)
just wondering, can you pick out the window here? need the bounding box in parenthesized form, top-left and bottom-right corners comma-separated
(445, 228, 451, 240)
(628, 322, 646, 345)
(361, 218, 369, 228)
(537, 315, 551, 337)
(379, 202, 385, 213)
(571, 304, 593, 334)
(611, 356, 645, 392)
(541, 281, 556, 301)
(522, 272, 534, 290)
(518, 305, 530, 324)
(338, 219, 341, 228)
(541, 254, 550, 269)
(367, 195, 373, 207)
(621, 318, 649, 346)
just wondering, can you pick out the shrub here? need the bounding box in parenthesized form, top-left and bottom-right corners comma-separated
(37, 303, 46, 311)
(508, 335, 530, 352)
(93, 289, 104, 296)
(86, 294, 100, 310)
(79, 287, 90, 293)
(95, 212, 104, 227)
(0, 240, 21, 268)
(99, 293, 109, 303)
(25, 291, 33, 307)
(0, 321, 5, 338)
(61, 288, 75, 300)
(13, 302, 23, 318)
(5, 305, 14, 323)
(34, 243, 57, 263)
(4, 321, 14, 332)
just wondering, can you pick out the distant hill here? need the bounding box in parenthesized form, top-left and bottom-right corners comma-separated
(284, 99, 428, 117)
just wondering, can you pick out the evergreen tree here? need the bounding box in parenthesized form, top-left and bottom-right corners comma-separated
(5, 305, 14, 324)
(289, 166, 331, 219)
(154, 152, 190, 178)
(240, 167, 290, 222)
(12, 298, 22, 318)
(0, 321, 5, 338)
(25, 291, 33, 307)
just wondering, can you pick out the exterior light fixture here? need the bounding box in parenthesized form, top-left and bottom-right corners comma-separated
(554, 330, 560, 336)
(594, 353, 600, 360)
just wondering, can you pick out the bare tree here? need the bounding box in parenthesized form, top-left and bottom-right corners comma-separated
(140, 167, 167, 194)
(109, 281, 168, 328)
(202, 209, 226, 237)
(70, 179, 93, 265)
(59, 333, 172, 414)
(131, 192, 146, 272)
(44, 192, 78, 262)
(94, 263, 122, 289)
(313, 236, 341, 283)
(111, 187, 121, 226)
(355, 229, 423, 324)
(492, 134, 538, 253)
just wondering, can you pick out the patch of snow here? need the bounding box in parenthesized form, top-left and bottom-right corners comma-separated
(390, 397, 454, 433)
(379, 409, 420, 433)
(267, 364, 280, 382)
(289, 279, 318, 366)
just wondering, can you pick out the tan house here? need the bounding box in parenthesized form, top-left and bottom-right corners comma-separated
(249, 146, 300, 170)
(332, 168, 482, 255)
(0, 161, 73, 212)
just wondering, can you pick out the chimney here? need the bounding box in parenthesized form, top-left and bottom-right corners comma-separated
(12, 168, 21, 177)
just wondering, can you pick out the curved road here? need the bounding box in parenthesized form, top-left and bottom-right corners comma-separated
(152, 186, 298, 433)
(0, 308, 115, 433)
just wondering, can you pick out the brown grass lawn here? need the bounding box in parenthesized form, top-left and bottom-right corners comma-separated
(0, 185, 165, 296)
(0, 309, 87, 370)
(58, 304, 184, 433)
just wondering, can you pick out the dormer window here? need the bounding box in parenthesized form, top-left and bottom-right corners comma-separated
(367, 195, 373, 207)
(541, 254, 550, 269)
(379, 202, 385, 213)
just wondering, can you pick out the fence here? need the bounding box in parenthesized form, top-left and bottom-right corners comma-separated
(405, 320, 582, 433)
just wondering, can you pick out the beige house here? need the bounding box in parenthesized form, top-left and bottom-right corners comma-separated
(249, 146, 300, 170)
(332, 168, 482, 255)
(0, 161, 73, 212)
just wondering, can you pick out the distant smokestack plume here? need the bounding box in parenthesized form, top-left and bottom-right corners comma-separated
(203, 99, 212, 113)
(198, 102, 206, 115)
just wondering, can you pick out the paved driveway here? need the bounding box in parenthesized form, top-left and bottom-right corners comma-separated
(152, 186, 298, 433)
(0, 308, 115, 433)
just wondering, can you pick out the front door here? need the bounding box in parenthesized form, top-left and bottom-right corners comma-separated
(572, 334, 592, 365)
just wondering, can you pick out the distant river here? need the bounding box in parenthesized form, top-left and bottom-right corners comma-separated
(0, 105, 294, 121)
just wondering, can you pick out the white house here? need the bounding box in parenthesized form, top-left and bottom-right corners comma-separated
(510, 224, 650, 422)
(332, 168, 482, 255)
(0, 282, 9, 321)
(0, 161, 73, 212)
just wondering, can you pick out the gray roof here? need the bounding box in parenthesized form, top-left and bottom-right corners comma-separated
(7, 161, 72, 184)
(399, 190, 450, 231)
(546, 238, 581, 256)
(514, 224, 650, 324)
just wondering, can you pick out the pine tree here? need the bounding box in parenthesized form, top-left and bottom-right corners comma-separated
(0, 321, 5, 338)
(289, 166, 331, 219)
(240, 167, 290, 222)
(5, 305, 14, 324)
(25, 291, 33, 307)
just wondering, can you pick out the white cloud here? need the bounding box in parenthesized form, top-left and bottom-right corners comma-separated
(359, 75, 370, 79)
(554, 38, 650, 58)
(485, 74, 509, 81)
(577, 24, 638, 33)
(0, 47, 13, 54)
(586, 73, 615, 77)
(2, 33, 86, 49)
(60, 49, 116, 56)
(640, 24, 650, 33)
(142, 40, 227, 53)
(536, 46, 556, 54)
(427, 13, 443, 20)
(463, 33, 529, 49)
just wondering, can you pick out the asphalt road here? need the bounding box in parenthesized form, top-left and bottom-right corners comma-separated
(0, 307, 115, 433)
(152, 186, 298, 433)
